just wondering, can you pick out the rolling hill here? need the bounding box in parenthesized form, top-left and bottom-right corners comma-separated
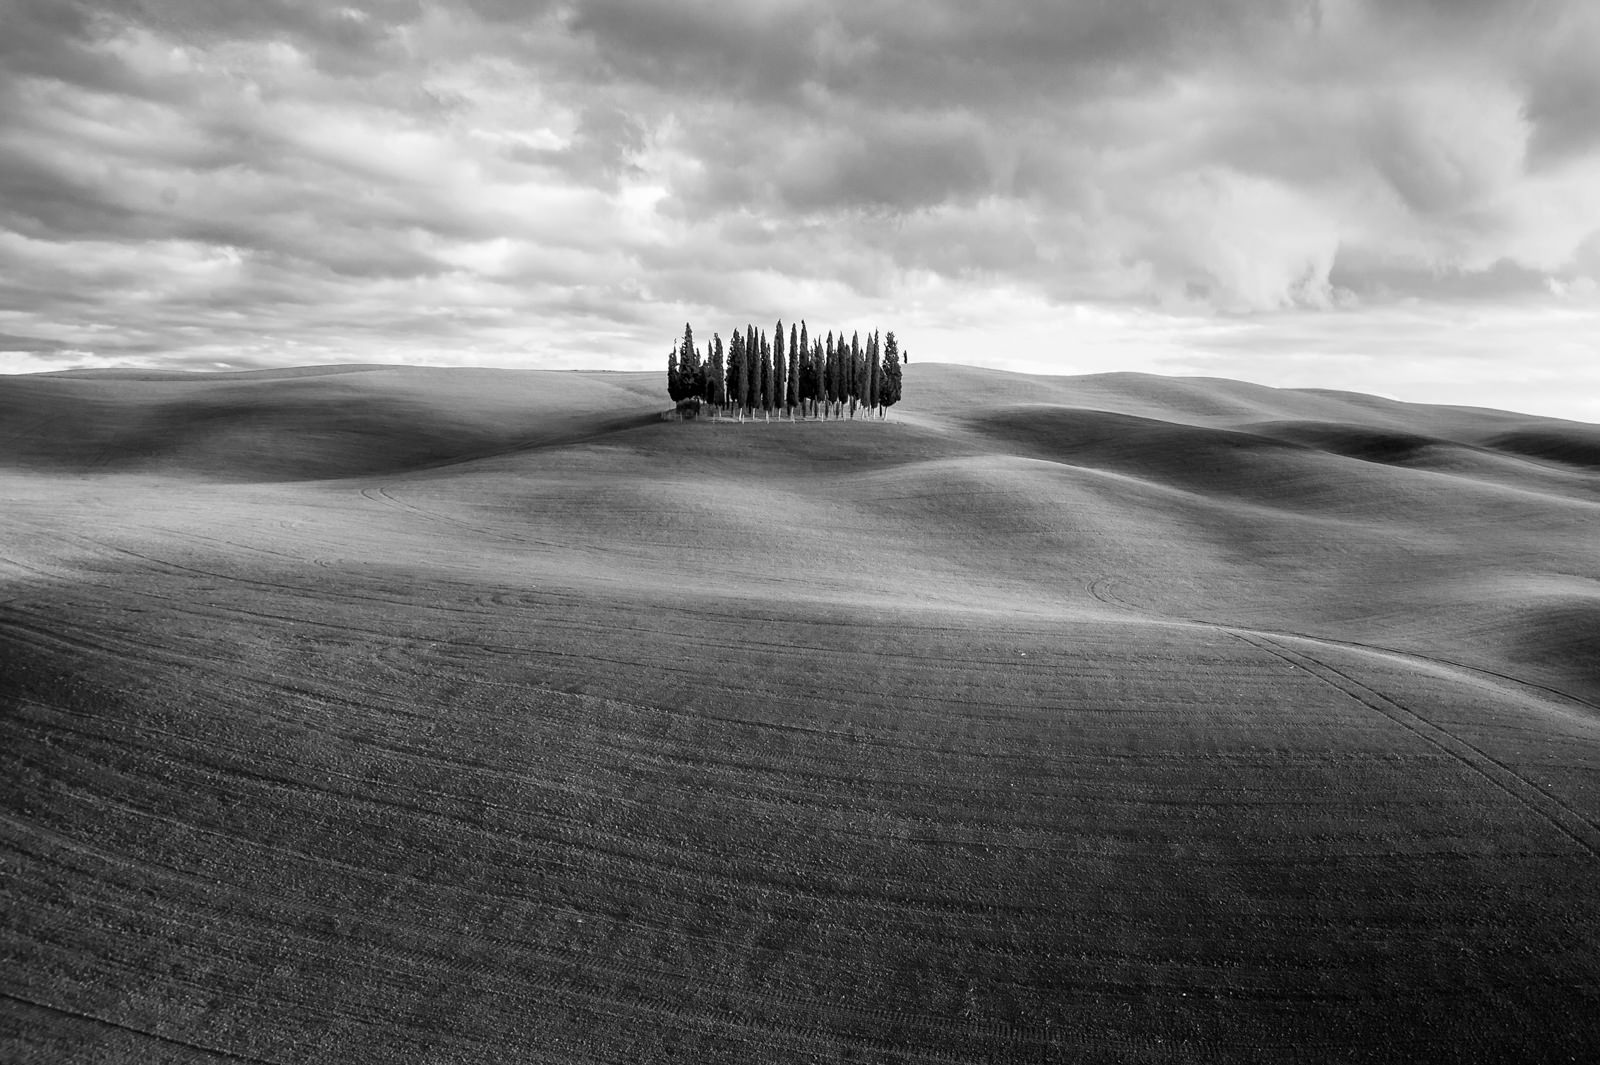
(2, 363, 1597, 1063)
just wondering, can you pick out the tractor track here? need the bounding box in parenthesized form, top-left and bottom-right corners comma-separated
(1230, 630, 1600, 863)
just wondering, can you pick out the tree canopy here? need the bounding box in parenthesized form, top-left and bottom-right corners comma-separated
(666, 320, 904, 420)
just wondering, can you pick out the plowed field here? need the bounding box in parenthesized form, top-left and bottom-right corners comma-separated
(3, 364, 1598, 1062)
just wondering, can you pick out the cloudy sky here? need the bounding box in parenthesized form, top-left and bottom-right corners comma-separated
(3, 0, 1599, 420)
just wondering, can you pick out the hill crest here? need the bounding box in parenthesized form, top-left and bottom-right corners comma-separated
(3, 363, 1590, 482)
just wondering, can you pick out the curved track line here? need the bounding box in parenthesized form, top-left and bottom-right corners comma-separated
(0, 990, 279, 1063)
(1237, 624, 1600, 720)
(1090, 574, 1600, 718)
(1231, 631, 1600, 863)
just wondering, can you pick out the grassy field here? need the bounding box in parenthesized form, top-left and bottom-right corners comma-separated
(2, 363, 1598, 1062)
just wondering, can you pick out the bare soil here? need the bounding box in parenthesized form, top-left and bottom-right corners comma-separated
(3, 364, 1598, 1062)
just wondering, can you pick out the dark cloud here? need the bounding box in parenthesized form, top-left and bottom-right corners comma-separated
(123, 0, 424, 75)
(1522, 29, 1600, 167)
(662, 110, 997, 217)
(0, 149, 142, 240)
(565, 0, 1323, 110)
(0, 0, 151, 104)
(458, 0, 562, 23)
(0, 331, 67, 353)
(1329, 254, 1554, 302)
(565, 1, 820, 102)
(774, 117, 993, 212)
(505, 104, 648, 185)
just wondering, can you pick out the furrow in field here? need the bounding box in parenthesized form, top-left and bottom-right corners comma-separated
(1232, 632, 1600, 861)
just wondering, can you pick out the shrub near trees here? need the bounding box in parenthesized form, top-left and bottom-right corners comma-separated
(667, 321, 905, 421)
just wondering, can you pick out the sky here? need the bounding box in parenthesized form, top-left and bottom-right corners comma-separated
(2, 0, 1599, 422)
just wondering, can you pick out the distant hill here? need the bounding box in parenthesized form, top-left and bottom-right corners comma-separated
(0, 366, 663, 480)
(5, 362, 1595, 699)
(4, 362, 1594, 481)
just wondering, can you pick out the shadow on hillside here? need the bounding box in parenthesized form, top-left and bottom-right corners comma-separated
(0, 375, 664, 482)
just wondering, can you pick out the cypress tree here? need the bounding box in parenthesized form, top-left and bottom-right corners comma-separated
(834, 335, 843, 417)
(761, 333, 774, 419)
(844, 329, 857, 415)
(848, 331, 861, 417)
(858, 332, 868, 401)
(680, 323, 696, 397)
(876, 331, 886, 411)
(773, 320, 786, 419)
(839, 330, 851, 417)
(799, 341, 811, 416)
(785, 333, 799, 415)
(789, 322, 799, 415)
(825, 332, 838, 415)
(867, 330, 880, 412)
(730, 331, 746, 419)
(746, 326, 757, 415)
(839, 332, 849, 417)
(823, 333, 835, 418)
(733, 327, 742, 414)
(819, 334, 827, 416)
(798, 322, 810, 416)
(881, 331, 903, 412)
(813, 340, 823, 417)
(755, 331, 765, 416)
(876, 332, 889, 409)
(746, 327, 756, 415)
(710, 333, 725, 411)
(752, 330, 761, 417)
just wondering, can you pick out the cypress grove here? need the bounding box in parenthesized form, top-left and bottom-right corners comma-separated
(666, 321, 904, 421)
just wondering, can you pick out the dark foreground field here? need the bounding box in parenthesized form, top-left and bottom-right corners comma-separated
(3, 364, 1598, 1063)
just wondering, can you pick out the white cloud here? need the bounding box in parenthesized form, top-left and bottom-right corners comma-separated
(0, 0, 1597, 422)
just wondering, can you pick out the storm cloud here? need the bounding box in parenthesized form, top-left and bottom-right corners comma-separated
(2, 0, 1597, 416)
